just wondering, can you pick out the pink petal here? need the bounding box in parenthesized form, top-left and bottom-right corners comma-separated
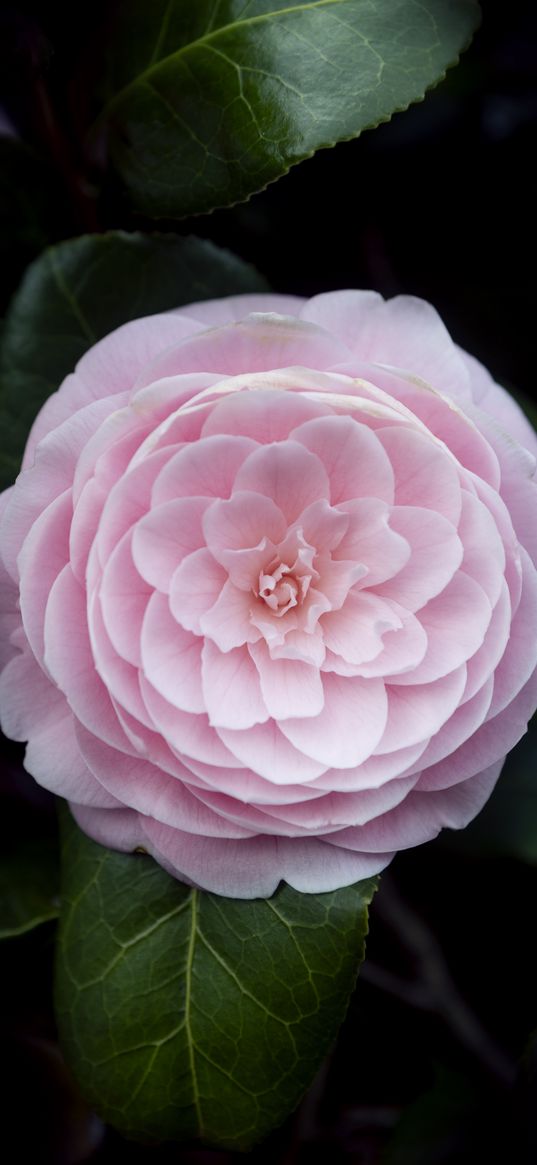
(299, 290, 384, 345)
(201, 386, 332, 441)
(76, 312, 204, 395)
(416, 669, 537, 793)
(291, 415, 395, 505)
(2, 396, 124, 580)
(322, 591, 402, 667)
(141, 821, 392, 897)
(263, 773, 417, 831)
(299, 498, 349, 552)
(88, 590, 155, 728)
(311, 740, 429, 792)
(138, 675, 240, 768)
(18, 489, 72, 667)
(95, 445, 176, 563)
(281, 672, 388, 768)
(378, 425, 463, 525)
(377, 665, 468, 753)
(393, 572, 491, 686)
(202, 491, 286, 589)
(201, 640, 269, 729)
(131, 496, 210, 592)
(131, 314, 349, 382)
(375, 506, 463, 612)
(76, 725, 254, 837)
(71, 405, 145, 506)
(463, 348, 537, 454)
(130, 370, 220, 416)
(99, 530, 150, 667)
(463, 581, 511, 703)
(249, 640, 324, 720)
(0, 651, 63, 741)
(217, 719, 328, 784)
(315, 556, 368, 611)
(404, 677, 494, 775)
(486, 546, 537, 718)
(457, 488, 506, 604)
(269, 626, 326, 667)
(140, 590, 204, 713)
(69, 477, 106, 583)
(335, 498, 410, 587)
(43, 563, 133, 752)
(199, 579, 262, 652)
(390, 386, 501, 488)
(175, 753, 322, 804)
(327, 764, 502, 853)
(352, 294, 473, 400)
(233, 441, 330, 524)
(169, 547, 226, 633)
(69, 804, 144, 853)
(150, 434, 257, 506)
(357, 605, 428, 678)
(178, 293, 305, 327)
(25, 711, 120, 807)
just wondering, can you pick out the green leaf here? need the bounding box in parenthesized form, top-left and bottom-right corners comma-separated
(100, 0, 480, 218)
(55, 807, 376, 1149)
(0, 231, 268, 490)
(0, 837, 60, 939)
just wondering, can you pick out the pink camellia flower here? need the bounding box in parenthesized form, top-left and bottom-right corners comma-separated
(1, 290, 536, 897)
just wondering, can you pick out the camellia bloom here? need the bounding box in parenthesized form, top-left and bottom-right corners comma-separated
(1, 291, 536, 897)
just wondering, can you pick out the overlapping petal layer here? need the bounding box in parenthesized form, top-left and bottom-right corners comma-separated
(1, 293, 536, 897)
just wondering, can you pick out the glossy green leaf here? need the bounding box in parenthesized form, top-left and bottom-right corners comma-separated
(0, 837, 60, 939)
(55, 808, 376, 1149)
(0, 231, 268, 490)
(100, 0, 480, 218)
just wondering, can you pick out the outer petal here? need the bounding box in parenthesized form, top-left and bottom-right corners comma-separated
(141, 820, 393, 898)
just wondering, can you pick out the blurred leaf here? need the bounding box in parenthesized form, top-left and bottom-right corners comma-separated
(100, 0, 480, 218)
(384, 1064, 483, 1164)
(0, 836, 60, 939)
(0, 230, 268, 489)
(441, 728, 537, 864)
(55, 807, 376, 1150)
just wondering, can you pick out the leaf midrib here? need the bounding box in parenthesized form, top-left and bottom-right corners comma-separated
(106, 0, 350, 111)
(185, 888, 203, 1135)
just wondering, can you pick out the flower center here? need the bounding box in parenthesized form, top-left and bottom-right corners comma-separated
(257, 559, 303, 616)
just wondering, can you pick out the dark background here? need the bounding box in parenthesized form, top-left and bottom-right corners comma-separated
(1, 1, 536, 1161)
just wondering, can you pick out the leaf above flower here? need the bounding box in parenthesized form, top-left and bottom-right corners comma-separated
(98, 0, 481, 218)
(0, 231, 268, 489)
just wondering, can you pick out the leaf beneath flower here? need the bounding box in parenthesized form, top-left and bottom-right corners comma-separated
(55, 806, 376, 1149)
